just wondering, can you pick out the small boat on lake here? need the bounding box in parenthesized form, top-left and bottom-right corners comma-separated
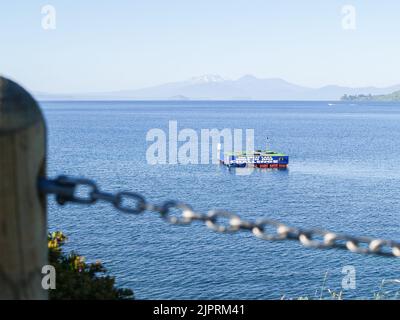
(220, 150, 289, 169)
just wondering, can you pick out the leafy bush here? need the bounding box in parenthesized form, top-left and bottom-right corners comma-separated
(48, 231, 134, 300)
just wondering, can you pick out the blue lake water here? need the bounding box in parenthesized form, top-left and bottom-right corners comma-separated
(41, 101, 400, 299)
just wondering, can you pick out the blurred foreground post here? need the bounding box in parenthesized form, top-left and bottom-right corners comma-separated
(0, 77, 47, 299)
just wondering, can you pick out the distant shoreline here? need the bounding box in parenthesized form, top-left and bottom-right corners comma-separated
(38, 99, 343, 103)
(341, 90, 400, 102)
(37, 99, 400, 103)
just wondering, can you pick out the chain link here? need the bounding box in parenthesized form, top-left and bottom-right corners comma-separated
(38, 176, 400, 258)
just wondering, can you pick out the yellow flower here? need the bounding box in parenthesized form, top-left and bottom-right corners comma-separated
(48, 239, 59, 249)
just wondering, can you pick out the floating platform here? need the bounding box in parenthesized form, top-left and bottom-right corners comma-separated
(220, 150, 289, 169)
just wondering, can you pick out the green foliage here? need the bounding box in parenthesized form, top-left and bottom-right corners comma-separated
(48, 231, 134, 300)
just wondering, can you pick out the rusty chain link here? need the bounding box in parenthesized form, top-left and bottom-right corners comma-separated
(38, 175, 400, 258)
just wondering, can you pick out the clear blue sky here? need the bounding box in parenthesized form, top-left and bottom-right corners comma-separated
(1, 0, 400, 93)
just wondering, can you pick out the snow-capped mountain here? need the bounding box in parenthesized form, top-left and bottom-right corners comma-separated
(188, 74, 227, 84)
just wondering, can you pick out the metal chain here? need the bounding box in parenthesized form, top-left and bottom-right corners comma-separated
(38, 175, 400, 258)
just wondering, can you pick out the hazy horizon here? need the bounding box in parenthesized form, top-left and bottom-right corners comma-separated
(30, 73, 400, 101)
(29, 74, 400, 96)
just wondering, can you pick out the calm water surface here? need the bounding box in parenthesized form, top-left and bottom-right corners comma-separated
(41, 101, 400, 299)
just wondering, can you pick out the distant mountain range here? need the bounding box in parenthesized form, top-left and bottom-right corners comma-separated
(34, 74, 400, 101)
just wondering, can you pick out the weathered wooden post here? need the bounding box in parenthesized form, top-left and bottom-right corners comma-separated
(0, 77, 48, 299)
